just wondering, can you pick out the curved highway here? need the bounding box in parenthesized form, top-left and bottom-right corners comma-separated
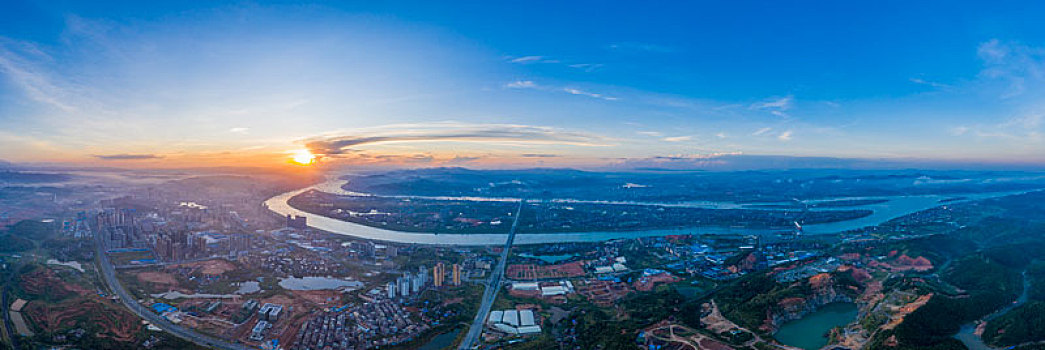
(94, 223, 250, 350)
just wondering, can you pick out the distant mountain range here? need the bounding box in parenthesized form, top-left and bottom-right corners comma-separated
(603, 154, 1045, 172)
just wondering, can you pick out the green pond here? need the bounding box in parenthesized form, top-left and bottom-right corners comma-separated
(773, 302, 857, 350)
(417, 328, 461, 350)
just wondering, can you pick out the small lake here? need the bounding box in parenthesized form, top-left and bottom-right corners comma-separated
(774, 302, 858, 350)
(278, 277, 364, 291)
(417, 328, 461, 350)
(519, 253, 576, 263)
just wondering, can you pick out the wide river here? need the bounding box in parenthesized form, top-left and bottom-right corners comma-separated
(263, 178, 1035, 245)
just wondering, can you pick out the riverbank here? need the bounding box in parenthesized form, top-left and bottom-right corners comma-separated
(955, 269, 1031, 350)
(264, 178, 1037, 245)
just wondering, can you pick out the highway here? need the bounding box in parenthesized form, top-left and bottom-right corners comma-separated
(93, 222, 250, 350)
(458, 200, 525, 350)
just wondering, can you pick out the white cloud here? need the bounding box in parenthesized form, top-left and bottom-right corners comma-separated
(777, 130, 793, 141)
(568, 63, 604, 72)
(637, 131, 664, 137)
(948, 111, 1043, 145)
(1000, 113, 1043, 129)
(302, 122, 611, 156)
(509, 56, 545, 63)
(949, 126, 969, 136)
(750, 95, 794, 111)
(505, 80, 538, 89)
(752, 127, 772, 136)
(715, 132, 727, 139)
(0, 39, 78, 112)
(976, 39, 1045, 98)
(909, 77, 951, 89)
(563, 87, 617, 101)
(977, 39, 1011, 64)
(229, 127, 250, 134)
(662, 136, 692, 142)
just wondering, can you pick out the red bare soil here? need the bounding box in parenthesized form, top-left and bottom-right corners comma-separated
(25, 297, 141, 342)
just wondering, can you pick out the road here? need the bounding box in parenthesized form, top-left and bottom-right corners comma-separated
(458, 200, 525, 350)
(93, 221, 250, 350)
(1, 273, 19, 350)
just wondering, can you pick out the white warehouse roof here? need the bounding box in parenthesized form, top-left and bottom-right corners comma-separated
(503, 310, 519, 326)
(517, 325, 542, 334)
(520, 310, 535, 326)
(541, 286, 569, 296)
(487, 310, 503, 325)
(511, 282, 540, 290)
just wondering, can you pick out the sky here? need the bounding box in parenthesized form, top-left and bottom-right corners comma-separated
(1, 1, 1045, 170)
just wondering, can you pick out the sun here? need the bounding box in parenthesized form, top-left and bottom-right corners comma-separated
(291, 150, 316, 165)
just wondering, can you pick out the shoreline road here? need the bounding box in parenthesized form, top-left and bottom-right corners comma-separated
(458, 200, 525, 350)
(94, 224, 250, 350)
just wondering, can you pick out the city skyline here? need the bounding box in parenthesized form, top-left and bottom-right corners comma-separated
(2, 1, 1045, 169)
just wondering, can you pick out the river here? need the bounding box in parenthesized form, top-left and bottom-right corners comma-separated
(263, 178, 1036, 245)
(774, 302, 858, 350)
(955, 270, 1031, 350)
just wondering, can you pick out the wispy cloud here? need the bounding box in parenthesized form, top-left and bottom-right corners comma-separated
(752, 127, 773, 136)
(777, 130, 793, 141)
(509, 55, 546, 64)
(749, 95, 794, 116)
(302, 122, 609, 156)
(563, 87, 618, 101)
(0, 38, 78, 112)
(977, 39, 1045, 98)
(504, 80, 538, 89)
(715, 132, 727, 139)
(520, 153, 560, 158)
(948, 112, 1043, 144)
(446, 155, 482, 164)
(229, 127, 250, 134)
(949, 126, 970, 136)
(568, 63, 604, 72)
(503, 81, 618, 101)
(93, 153, 164, 160)
(662, 135, 692, 142)
(999, 113, 1043, 129)
(637, 131, 664, 137)
(909, 77, 951, 89)
(507, 55, 600, 72)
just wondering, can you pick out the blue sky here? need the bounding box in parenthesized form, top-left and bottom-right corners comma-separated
(1, 1, 1044, 168)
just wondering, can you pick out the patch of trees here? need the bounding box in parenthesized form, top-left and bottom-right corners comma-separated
(889, 255, 1020, 347)
(571, 305, 640, 350)
(7, 220, 58, 241)
(0, 234, 33, 252)
(619, 288, 685, 325)
(984, 301, 1045, 346)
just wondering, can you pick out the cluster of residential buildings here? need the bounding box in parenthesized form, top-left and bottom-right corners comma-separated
(386, 266, 430, 300)
(291, 297, 427, 350)
(95, 205, 254, 265)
